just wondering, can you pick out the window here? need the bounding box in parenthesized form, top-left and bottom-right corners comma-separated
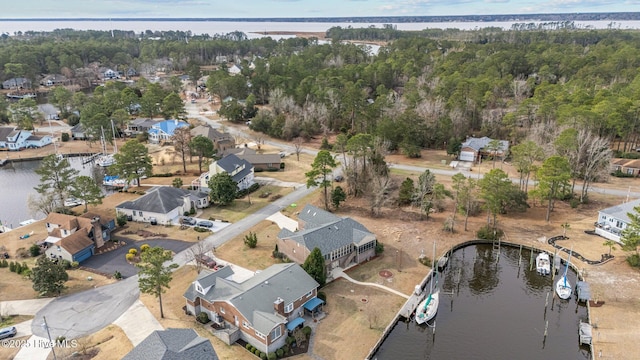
(243, 321, 250, 329)
(255, 331, 266, 340)
(139, 211, 143, 217)
(285, 303, 294, 313)
(306, 290, 313, 298)
(270, 326, 282, 341)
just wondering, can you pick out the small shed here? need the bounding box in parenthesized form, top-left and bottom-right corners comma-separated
(576, 281, 591, 303)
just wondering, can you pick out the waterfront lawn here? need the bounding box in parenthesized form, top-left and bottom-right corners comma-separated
(199, 185, 292, 223)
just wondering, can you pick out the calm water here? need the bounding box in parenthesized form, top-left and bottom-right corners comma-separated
(0, 157, 96, 228)
(1, 20, 639, 36)
(373, 244, 590, 360)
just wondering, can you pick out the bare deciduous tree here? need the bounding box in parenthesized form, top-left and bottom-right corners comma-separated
(293, 137, 303, 161)
(187, 240, 209, 274)
(27, 193, 57, 217)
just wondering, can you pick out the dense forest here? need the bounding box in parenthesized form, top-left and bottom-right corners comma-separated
(1, 27, 638, 181)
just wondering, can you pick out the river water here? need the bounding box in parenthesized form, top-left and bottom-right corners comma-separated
(0, 157, 96, 228)
(373, 244, 590, 360)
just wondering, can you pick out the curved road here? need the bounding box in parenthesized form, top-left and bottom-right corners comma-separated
(30, 100, 640, 340)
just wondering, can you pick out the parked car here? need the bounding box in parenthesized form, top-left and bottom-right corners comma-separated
(197, 220, 214, 228)
(0, 326, 17, 340)
(181, 217, 197, 226)
(195, 254, 217, 268)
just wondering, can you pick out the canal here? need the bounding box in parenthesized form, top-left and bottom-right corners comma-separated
(373, 244, 591, 360)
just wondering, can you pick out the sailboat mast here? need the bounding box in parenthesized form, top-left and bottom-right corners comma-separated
(111, 119, 117, 153)
(430, 241, 436, 294)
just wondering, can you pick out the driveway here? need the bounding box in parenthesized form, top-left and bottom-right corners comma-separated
(81, 238, 194, 278)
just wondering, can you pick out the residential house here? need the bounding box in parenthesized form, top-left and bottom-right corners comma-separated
(611, 158, 640, 177)
(2, 77, 31, 90)
(194, 154, 254, 191)
(228, 64, 242, 75)
(222, 148, 282, 171)
(179, 74, 190, 85)
(43, 212, 116, 263)
(40, 74, 68, 87)
(125, 68, 138, 78)
(0, 126, 51, 151)
(70, 123, 89, 140)
(148, 119, 189, 144)
(125, 118, 160, 137)
(184, 263, 321, 354)
(115, 186, 209, 225)
(103, 69, 119, 80)
(123, 328, 218, 360)
(277, 204, 378, 273)
(190, 125, 235, 152)
(594, 198, 640, 243)
(459, 136, 509, 163)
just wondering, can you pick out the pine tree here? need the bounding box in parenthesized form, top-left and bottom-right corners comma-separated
(136, 247, 179, 318)
(302, 247, 326, 286)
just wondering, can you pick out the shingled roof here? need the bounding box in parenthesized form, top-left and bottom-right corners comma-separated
(57, 229, 94, 255)
(599, 198, 640, 224)
(215, 154, 253, 184)
(116, 187, 189, 214)
(279, 204, 376, 256)
(122, 328, 217, 360)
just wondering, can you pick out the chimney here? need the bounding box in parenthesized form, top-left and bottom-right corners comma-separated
(274, 297, 284, 316)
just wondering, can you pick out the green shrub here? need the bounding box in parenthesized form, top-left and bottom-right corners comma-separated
(113, 270, 122, 279)
(189, 207, 196, 215)
(419, 256, 432, 267)
(193, 227, 209, 233)
(254, 168, 264, 172)
(128, 248, 138, 255)
(70, 261, 79, 269)
(375, 242, 384, 255)
(286, 336, 295, 346)
(266, 167, 279, 172)
(245, 343, 252, 350)
(184, 211, 190, 216)
(317, 291, 326, 302)
(260, 352, 267, 360)
(276, 348, 284, 358)
(61, 132, 70, 142)
(476, 225, 504, 241)
(253, 348, 261, 355)
(61, 260, 72, 269)
(21, 268, 32, 278)
(196, 312, 210, 324)
(151, 172, 173, 177)
(125, 253, 135, 262)
(282, 344, 289, 354)
(244, 232, 258, 248)
(9, 261, 16, 272)
(13, 262, 22, 274)
(116, 214, 128, 227)
(140, 244, 150, 253)
(610, 170, 635, 178)
(30, 244, 41, 257)
(302, 326, 312, 337)
(56, 336, 66, 344)
(0, 259, 8, 268)
(626, 253, 640, 267)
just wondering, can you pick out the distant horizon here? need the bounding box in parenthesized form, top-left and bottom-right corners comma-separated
(1, 11, 639, 22)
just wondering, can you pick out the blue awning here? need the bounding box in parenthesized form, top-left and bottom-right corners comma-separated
(303, 297, 325, 311)
(286, 317, 305, 331)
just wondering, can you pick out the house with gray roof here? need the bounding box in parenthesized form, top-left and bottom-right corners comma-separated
(195, 154, 254, 191)
(190, 124, 235, 152)
(2, 77, 31, 90)
(459, 136, 509, 163)
(277, 204, 377, 273)
(115, 186, 209, 225)
(125, 118, 161, 137)
(184, 263, 320, 353)
(122, 328, 218, 360)
(594, 198, 640, 243)
(221, 148, 282, 171)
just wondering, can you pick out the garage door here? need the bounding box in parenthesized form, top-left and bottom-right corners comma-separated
(459, 151, 476, 162)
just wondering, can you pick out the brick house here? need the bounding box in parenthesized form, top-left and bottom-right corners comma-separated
(183, 263, 321, 354)
(277, 204, 377, 274)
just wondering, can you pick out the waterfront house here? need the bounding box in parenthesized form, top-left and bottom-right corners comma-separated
(277, 204, 377, 274)
(0, 126, 51, 151)
(183, 263, 321, 354)
(228, 64, 242, 75)
(115, 187, 209, 225)
(40, 74, 68, 87)
(459, 136, 509, 163)
(190, 125, 235, 152)
(148, 119, 189, 144)
(594, 198, 640, 243)
(123, 328, 218, 360)
(43, 212, 116, 263)
(125, 118, 160, 137)
(193, 154, 254, 191)
(103, 69, 118, 79)
(70, 123, 89, 140)
(2, 77, 31, 90)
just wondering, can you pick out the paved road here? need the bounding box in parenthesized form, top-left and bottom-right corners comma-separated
(82, 238, 194, 278)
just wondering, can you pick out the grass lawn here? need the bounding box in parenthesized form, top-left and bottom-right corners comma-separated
(214, 221, 283, 271)
(54, 324, 133, 360)
(200, 185, 293, 223)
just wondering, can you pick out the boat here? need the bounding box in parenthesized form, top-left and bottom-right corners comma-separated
(437, 255, 449, 272)
(416, 242, 440, 325)
(555, 247, 573, 300)
(95, 154, 115, 167)
(535, 252, 551, 276)
(20, 231, 34, 239)
(95, 122, 118, 167)
(64, 197, 85, 207)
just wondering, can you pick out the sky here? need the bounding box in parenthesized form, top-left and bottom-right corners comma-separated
(3, 0, 640, 19)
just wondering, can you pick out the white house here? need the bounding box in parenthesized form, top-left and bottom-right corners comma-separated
(228, 64, 242, 75)
(103, 69, 119, 79)
(193, 154, 254, 191)
(115, 187, 209, 225)
(0, 126, 51, 151)
(594, 198, 640, 243)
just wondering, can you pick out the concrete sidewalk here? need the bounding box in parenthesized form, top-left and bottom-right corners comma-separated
(13, 336, 52, 360)
(113, 299, 164, 346)
(331, 268, 410, 299)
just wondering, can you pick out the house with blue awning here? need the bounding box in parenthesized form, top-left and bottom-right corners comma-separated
(183, 263, 322, 353)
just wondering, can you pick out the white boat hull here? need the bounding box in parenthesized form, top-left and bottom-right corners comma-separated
(555, 277, 572, 300)
(535, 252, 551, 276)
(415, 289, 440, 324)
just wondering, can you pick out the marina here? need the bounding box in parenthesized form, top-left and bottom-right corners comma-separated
(371, 243, 591, 360)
